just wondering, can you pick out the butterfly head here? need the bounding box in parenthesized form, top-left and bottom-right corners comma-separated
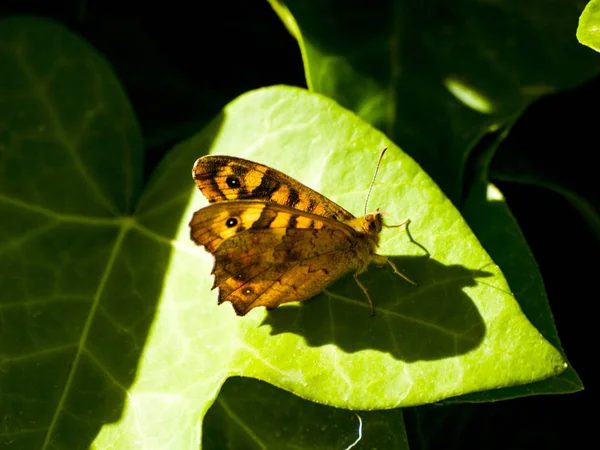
(362, 208, 384, 235)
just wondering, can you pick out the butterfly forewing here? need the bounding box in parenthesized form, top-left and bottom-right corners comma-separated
(193, 155, 355, 222)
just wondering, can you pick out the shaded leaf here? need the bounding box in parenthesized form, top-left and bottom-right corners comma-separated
(457, 127, 582, 401)
(204, 377, 409, 450)
(488, 87, 600, 243)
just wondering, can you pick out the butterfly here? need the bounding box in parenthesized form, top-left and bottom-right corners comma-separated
(189, 148, 416, 316)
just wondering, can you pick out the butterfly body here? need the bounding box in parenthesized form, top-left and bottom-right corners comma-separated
(189, 155, 413, 316)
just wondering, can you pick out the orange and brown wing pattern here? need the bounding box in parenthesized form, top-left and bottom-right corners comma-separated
(189, 200, 360, 315)
(192, 155, 355, 222)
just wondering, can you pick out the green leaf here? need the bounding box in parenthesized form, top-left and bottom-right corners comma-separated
(578, 0, 600, 52)
(489, 108, 600, 242)
(267, 0, 588, 404)
(0, 16, 144, 449)
(204, 377, 409, 450)
(0, 17, 566, 449)
(456, 127, 582, 402)
(268, 0, 600, 201)
(165, 86, 564, 406)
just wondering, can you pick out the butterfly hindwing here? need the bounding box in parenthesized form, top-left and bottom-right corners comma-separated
(216, 251, 352, 315)
(189, 200, 362, 315)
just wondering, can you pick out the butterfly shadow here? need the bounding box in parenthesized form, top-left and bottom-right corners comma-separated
(261, 255, 492, 362)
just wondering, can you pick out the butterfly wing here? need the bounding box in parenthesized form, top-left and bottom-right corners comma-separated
(192, 155, 355, 222)
(189, 200, 365, 315)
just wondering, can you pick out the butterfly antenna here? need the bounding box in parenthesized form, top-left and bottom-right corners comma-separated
(363, 147, 388, 215)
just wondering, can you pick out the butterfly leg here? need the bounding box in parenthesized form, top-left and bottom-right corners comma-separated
(385, 218, 410, 229)
(372, 254, 418, 286)
(353, 272, 375, 316)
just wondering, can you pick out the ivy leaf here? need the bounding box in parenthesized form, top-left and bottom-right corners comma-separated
(456, 127, 582, 402)
(266, 0, 588, 402)
(204, 377, 409, 450)
(0, 16, 144, 449)
(578, 0, 600, 52)
(0, 17, 565, 449)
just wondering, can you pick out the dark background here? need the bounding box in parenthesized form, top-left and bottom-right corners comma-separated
(1, 1, 595, 449)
